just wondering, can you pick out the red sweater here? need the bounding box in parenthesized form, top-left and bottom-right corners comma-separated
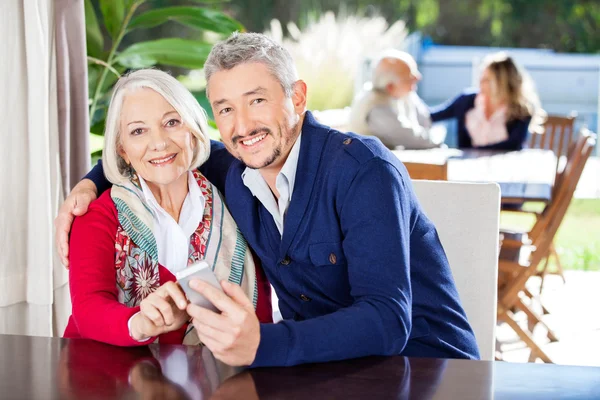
(63, 190, 272, 346)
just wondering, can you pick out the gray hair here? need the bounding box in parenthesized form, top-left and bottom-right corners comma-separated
(371, 49, 420, 90)
(204, 32, 298, 98)
(103, 69, 211, 185)
(372, 68, 400, 91)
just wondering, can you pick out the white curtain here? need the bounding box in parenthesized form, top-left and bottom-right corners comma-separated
(0, 0, 88, 337)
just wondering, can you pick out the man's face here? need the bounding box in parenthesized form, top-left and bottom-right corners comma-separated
(387, 61, 418, 99)
(208, 62, 307, 172)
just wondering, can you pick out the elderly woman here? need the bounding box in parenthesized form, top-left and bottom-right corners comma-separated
(63, 69, 271, 346)
(430, 52, 545, 150)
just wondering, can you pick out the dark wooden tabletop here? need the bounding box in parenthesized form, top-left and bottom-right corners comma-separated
(498, 182, 553, 204)
(1, 335, 598, 399)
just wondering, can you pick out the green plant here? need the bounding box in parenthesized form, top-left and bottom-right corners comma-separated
(560, 244, 600, 272)
(500, 199, 600, 272)
(85, 0, 243, 159)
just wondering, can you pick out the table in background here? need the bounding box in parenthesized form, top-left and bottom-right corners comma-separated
(1, 335, 599, 399)
(394, 148, 557, 204)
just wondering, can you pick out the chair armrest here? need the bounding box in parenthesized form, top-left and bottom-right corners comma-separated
(501, 238, 534, 248)
(501, 208, 542, 217)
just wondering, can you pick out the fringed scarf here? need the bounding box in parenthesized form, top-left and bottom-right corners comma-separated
(111, 170, 257, 345)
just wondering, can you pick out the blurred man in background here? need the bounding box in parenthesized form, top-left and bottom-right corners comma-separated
(349, 50, 444, 149)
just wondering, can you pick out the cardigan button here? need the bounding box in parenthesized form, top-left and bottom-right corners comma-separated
(281, 256, 291, 265)
(343, 138, 352, 145)
(329, 253, 337, 264)
(299, 294, 311, 302)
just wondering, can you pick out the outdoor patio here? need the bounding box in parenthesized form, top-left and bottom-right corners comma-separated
(498, 271, 600, 366)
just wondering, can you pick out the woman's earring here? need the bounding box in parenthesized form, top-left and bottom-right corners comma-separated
(129, 164, 140, 186)
(123, 160, 134, 178)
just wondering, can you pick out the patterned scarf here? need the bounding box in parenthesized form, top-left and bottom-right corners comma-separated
(111, 170, 257, 345)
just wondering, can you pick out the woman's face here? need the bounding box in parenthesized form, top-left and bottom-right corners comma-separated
(118, 88, 196, 188)
(479, 67, 494, 99)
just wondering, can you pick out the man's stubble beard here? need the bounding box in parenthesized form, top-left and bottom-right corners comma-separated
(239, 120, 301, 170)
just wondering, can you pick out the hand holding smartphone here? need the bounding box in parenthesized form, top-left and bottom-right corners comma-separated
(175, 261, 222, 312)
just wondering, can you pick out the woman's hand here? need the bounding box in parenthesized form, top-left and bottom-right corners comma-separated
(131, 282, 190, 340)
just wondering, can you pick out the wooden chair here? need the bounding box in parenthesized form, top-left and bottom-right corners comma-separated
(505, 113, 578, 285)
(529, 113, 577, 161)
(403, 161, 448, 180)
(496, 130, 596, 363)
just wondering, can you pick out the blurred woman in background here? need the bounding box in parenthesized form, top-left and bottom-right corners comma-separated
(430, 52, 545, 150)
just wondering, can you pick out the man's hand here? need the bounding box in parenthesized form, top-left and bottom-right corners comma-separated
(187, 280, 260, 366)
(131, 282, 190, 340)
(54, 179, 98, 267)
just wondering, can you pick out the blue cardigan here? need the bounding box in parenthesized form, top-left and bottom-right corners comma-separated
(430, 89, 531, 150)
(226, 112, 479, 366)
(85, 112, 479, 366)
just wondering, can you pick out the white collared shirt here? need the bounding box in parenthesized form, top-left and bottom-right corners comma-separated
(138, 171, 205, 273)
(241, 134, 302, 236)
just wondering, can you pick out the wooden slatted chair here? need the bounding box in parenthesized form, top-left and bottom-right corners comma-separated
(504, 113, 578, 287)
(496, 130, 596, 363)
(529, 113, 577, 162)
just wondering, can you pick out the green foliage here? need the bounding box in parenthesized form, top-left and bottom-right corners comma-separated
(100, 0, 126, 39)
(500, 199, 600, 272)
(84, 0, 104, 58)
(84, 0, 243, 157)
(128, 6, 243, 33)
(227, 0, 599, 54)
(471, 0, 599, 52)
(414, 0, 439, 30)
(116, 38, 213, 69)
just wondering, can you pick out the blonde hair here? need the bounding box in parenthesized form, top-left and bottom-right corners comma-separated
(102, 69, 211, 185)
(481, 52, 546, 133)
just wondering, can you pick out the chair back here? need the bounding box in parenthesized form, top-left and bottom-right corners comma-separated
(529, 129, 596, 246)
(412, 180, 500, 361)
(529, 113, 577, 185)
(533, 130, 595, 260)
(500, 130, 596, 308)
(529, 113, 577, 158)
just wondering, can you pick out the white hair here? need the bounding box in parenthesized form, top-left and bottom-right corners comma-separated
(371, 49, 420, 90)
(103, 69, 211, 185)
(372, 69, 400, 91)
(204, 32, 298, 98)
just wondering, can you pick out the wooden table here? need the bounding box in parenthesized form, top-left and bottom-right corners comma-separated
(394, 148, 557, 203)
(1, 335, 599, 399)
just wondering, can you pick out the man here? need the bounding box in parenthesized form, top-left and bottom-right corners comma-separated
(348, 49, 444, 149)
(55, 33, 479, 367)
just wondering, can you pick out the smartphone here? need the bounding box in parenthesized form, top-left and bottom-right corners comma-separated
(175, 261, 222, 312)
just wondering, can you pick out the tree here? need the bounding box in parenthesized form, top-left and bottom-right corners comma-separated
(224, 0, 600, 54)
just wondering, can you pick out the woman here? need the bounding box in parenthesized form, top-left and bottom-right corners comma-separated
(430, 52, 545, 150)
(63, 69, 271, 346)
